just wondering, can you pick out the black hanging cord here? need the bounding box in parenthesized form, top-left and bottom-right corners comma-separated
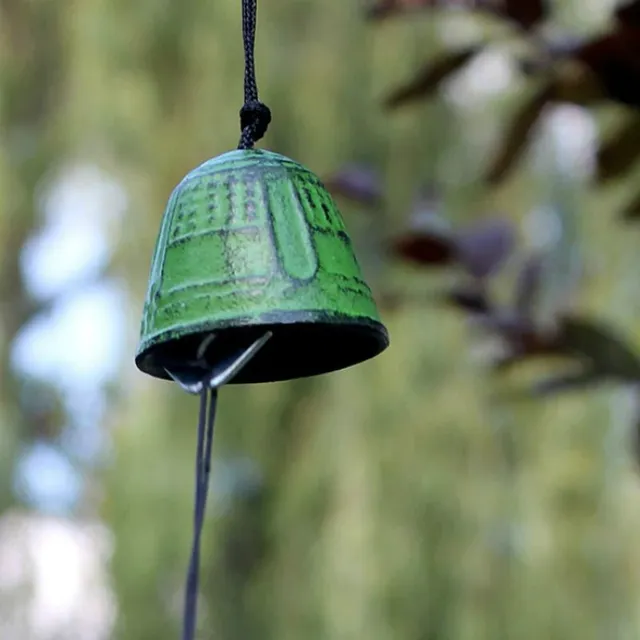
(182, 388, 218, 640)
(238, 0, 271, 150)
(181, 4, 270, 635)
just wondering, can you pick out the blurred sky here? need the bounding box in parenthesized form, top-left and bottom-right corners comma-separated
(11, 164, 128, 515)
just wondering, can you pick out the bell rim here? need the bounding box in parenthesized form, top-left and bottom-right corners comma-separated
(135, 310, 390, 384)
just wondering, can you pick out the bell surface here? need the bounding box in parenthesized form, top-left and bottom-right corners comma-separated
(135, 148, 389, 384)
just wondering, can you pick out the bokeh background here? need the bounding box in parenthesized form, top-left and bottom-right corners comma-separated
(3, 0, 640, 638)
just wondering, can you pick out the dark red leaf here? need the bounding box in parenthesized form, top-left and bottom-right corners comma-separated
(479, 313, 560, 361)
(484, 80, 555, 184)
(454, 218, 516, 279)
(391, 186, 455, 265)
(575, 26, 640, 109)
(513, 253, 544, 317)
(615, 0, 640, 27)
(520, 22, 640, 111)
(439, 283, 493, 314)
(385, 46, 480, 109)
(482, 315, 640, 376)
(324, 165, 383, 207)
(558, 317, 640, 379)
(477, 0, 548, 31)
(392, 231, 455, 266)
(501, 0, 548, 30)
(479, 314, 640, 379)
(596, 113, 640, 183)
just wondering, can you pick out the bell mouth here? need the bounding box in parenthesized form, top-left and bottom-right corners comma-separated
(135, 312, 390, 385)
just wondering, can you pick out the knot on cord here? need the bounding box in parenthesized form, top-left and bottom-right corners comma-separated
(239, 100, 271, 149)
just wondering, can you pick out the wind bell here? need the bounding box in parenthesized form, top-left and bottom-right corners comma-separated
(135, 0, 389, 638)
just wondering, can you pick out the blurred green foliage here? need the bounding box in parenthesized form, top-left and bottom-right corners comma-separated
(3, 0, 640, 639)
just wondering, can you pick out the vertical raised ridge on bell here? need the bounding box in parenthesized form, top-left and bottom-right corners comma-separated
(269, 177, 318, 282)
(136, 148, 390, 384)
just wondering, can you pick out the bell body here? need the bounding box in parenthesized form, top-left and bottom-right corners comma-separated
(136, 149, 389, 384)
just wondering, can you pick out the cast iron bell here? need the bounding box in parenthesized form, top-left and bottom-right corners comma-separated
(135, 148, 389, 385)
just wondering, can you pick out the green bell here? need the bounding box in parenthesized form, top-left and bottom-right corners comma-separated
(135, 148, 389, 385)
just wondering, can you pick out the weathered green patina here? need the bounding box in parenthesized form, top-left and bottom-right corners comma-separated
(135, 148, 389, 383)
